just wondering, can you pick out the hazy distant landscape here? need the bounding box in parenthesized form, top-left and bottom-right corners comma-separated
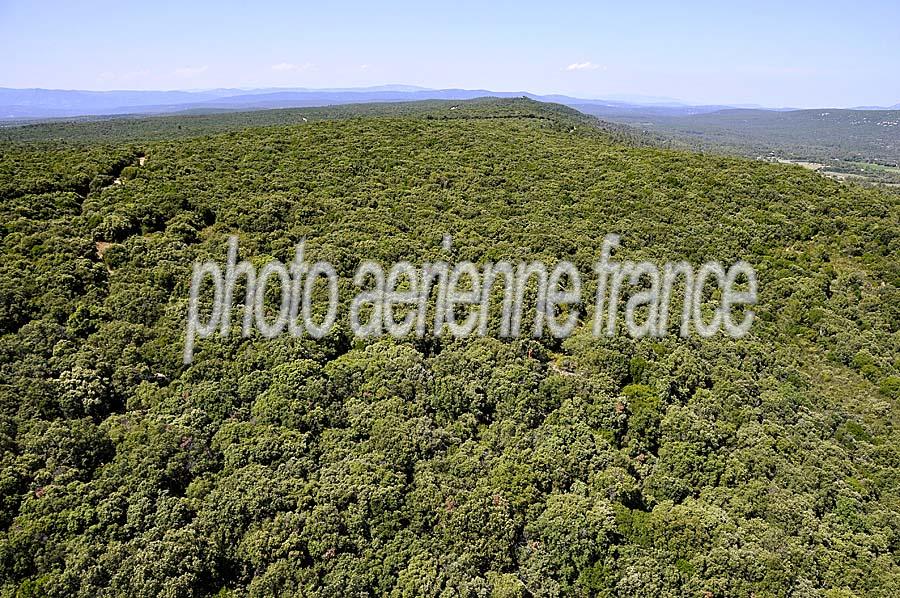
(4, 86, 900, 183)
(577, 106, 900, 184)
(0, 86, 769, 120)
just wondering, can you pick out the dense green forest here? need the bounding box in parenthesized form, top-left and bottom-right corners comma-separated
(0, 99, 650, 146)
(0, 98, 898, 596)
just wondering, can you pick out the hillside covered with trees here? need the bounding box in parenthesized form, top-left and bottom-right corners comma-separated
(573, 105, 900, 184)
(0, 98, 898, 597)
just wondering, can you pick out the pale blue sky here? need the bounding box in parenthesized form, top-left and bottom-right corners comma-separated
(1, 0, 898, 107)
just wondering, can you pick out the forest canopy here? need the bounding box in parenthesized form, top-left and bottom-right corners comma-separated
(0, 98, 898, 597)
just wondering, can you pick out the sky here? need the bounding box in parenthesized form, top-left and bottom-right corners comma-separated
(1, 0, 898, 108)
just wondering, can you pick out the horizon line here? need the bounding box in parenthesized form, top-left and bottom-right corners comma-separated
(3, 84, 898, 111)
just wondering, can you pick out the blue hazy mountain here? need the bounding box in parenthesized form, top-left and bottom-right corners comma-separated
(2, 86, 895, 122)
(0, 86, 747, 120)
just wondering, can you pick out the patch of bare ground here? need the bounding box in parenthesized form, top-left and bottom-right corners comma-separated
(95, 241, 112, 257)
(775, 158, 825, 171)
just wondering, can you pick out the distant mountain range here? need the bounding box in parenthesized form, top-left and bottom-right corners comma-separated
(1, 86, 897, 121)
(0, 86, 826, 121)
(852, 103, 900, 110)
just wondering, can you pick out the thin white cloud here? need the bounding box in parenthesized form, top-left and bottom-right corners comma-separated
(565, 61, 604, 72)
(174, 65, 208, 77)
(271, 62, 312, 72)
(359, 64, 369, 70)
